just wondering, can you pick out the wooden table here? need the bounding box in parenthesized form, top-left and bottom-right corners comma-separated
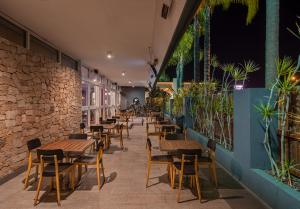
(160, 139, 203, 152)
(39, 139, 94, 154)
(154, 124, 180, 131)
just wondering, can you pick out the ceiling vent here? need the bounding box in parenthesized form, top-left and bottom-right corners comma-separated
(161, 0, 173, 19)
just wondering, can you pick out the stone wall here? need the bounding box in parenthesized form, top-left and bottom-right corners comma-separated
(0, 37, 81, 178)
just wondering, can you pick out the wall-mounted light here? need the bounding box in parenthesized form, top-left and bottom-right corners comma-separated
(234, 84, 244, 90)
(106, 51, 113, 59)
(128, 81, 132, 84)
(93, 79, 97, 82)
(121, 72, 125, 76)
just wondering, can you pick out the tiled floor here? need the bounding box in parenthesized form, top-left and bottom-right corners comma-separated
(0, 118, 270, 209)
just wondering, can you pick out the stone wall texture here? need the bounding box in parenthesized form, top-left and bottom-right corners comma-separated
(0, 37, 81, 178)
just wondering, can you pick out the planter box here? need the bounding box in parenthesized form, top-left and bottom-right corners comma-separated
(187, 128, 300, 209)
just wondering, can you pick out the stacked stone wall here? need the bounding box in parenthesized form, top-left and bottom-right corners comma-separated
(0, 37, 81, 178)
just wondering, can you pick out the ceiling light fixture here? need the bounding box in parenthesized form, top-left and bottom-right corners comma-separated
(128, 81, 132, 84)
(121, 72, 126, 76)
(106, 51, 113, 59)
(93, 79, 97, 82)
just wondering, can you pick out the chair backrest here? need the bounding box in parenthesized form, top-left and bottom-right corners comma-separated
(165, 133, 181, 140)
(80, 122, 86, 129)
(146, 138, 152, 159)
(115, 124, 124, 132)
(146, 138, 152, 149)
(68, 133, 88, 140)
(112, 116, 120, 119)
(107, 118, 117, 123)
(162, 126, 175, 133)
(90, 125, 104, 133)
(177, 149, 202, 156)
(207, 139, 216, 152)
(158, 121, 169, 125)
(102, 120, 113, 124)
(27, 138, 41, 151)
(37, 149, 64, 162)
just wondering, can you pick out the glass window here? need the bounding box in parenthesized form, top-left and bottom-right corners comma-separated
(90, 85, 96, 106)
(30, 35, 58, 61)
(81, 66, 89, 80)
(82, 110, 88, 127)
(90, 109, 96, 125)
(82, 82, 88, 106)
(0, 16, 26, 47)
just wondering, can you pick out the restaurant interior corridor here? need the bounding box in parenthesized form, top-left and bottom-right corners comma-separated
(0, 118, 268, 209)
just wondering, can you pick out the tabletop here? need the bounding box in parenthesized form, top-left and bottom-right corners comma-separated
(39, 139, 94, 153)
(91, 124, 116, 129)
(160, 139, 203, 152)
(154, 124, 181, 129)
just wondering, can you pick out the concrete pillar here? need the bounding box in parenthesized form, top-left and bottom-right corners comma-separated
(233, 88, 277, 169)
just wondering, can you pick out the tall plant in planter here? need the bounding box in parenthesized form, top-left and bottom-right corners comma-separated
(168, 26, 193, 90)
(257, 57, 299, 184)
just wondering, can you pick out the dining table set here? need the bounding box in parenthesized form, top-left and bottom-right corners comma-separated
(23, 117, 129, 206)
(145, 115, 218, 203)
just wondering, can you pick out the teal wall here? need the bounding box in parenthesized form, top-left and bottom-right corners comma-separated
(185, 88, 300, 209)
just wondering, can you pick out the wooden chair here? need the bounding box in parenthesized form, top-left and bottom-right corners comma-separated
(90, 126, 108, 149)
(24, 138, 41, 189)
(107, 118, 117, 123)
(80, 123, 86, 134)
(74, 142, 105, 190)
(198, 139, 218, 187)
(145, 138, 173, 187)
(34, 149, 75, 206)
(164, 128, 187, 141)
(172, 149, 202, 203)
(146, 123, 161, 139)
(109, 124, 124, 149)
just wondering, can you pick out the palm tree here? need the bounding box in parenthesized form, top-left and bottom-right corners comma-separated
(193, 15, 200, 82)
(200, 0, 259, 81)
(265, 0, 279, 88)
(168, 26, 193, 90)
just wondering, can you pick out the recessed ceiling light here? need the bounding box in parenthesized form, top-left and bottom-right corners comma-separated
(106, 51, 113, 59)
(121, 72, 125, 76)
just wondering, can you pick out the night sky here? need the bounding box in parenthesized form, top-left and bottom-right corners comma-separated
(165, 0, 300, 88)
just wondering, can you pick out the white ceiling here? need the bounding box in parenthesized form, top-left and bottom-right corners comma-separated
(0, 0, 185, 86)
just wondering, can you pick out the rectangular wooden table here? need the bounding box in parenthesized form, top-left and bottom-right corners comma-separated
(39, 139, 94, 154)
(160, 139, 203, 152)
(154, 124, 180, 129)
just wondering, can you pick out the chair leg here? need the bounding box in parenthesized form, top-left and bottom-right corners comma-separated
(35, 165, 39, 181)
(55, 174, 61, 206)
(171, 168, 176, 189)
(34, 175, 43, 206)
(71, 168, 75, 191)
(146, 161, 151, 187)
(101, 161, 105, 183)
(195, 175, 202, 202)
(212, 163, 218, 187)
(177, 171, 184, 203)
(50, 177, 54, 191)
(96, 162, 101, 191)
(24, 159, 32, 189)
(78, 165, 82, 183)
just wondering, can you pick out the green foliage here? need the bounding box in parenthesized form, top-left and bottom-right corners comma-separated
(158, 71, 171, 82)
(168, 25, 194, 67)
(287, 16, 300, 39)
(257, 56, 300, 184)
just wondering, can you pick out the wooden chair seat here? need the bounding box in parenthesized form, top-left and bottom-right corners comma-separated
(198, 156, 212, 163)
(74, 155, 100, 164)
(151, 155, 173, 162)
(43, 163, 74, 177)
(173, 162, 196, 175)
